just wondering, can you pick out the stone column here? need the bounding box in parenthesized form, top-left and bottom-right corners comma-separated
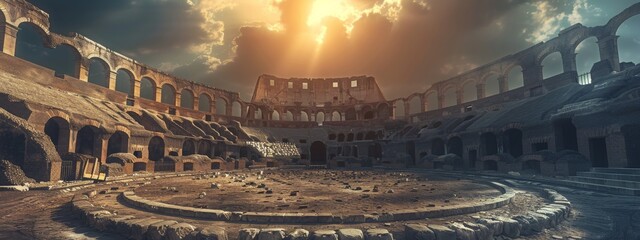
(132, 79, 141, 98)
(154, 87, 162, 102)
(561, 48, 577, 73)
(404, 101, 410, 118)
(108, 71, 117, 90)
(476, 83, 486, 99)
(497, 75, 508, 93)
(210, 99, 217, 115)
(598, 35, 621, 72)
(175, 92, 182, 107)
(78, 61, 89, 82)
(341, 112, 346, 121)
(392, 105, 397, 119)
(437, 94, 445, 109)
(0, 23, 18, 56)
(193, 95, 200, 111)
(521, 64, 543, 86)
(420, 96, 427, 112)
(226, 103, 232, 116)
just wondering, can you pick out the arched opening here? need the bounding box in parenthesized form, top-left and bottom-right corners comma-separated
(575, 37, 600, 84)
(198, 94, 212, 112)
(377, 104, 390, 119)
(462, 81, 477, 103)
(503, 128, 523, 158)
(369, 143, 382, 159)
(133, 162, 147, 172)
(88, 58, 110, 88)
(447, 137, 463, 157)
(0, 128, 26, 168)
(75, 126, 100, 158)
(148, 136, 165, 161)
(364, 111, 374, 120)
(345, 108, 357, 121)
(484, 75, 500, 97)
(15, 23, 81, 78)
(300, 111, 309, 121)
(140, 77, 156, 100)
(44, 117, 70, 154)
(284, 110, 294, 121)
(483, 160, 498, 171)
(480, 132, 498, 156)
(507, 66, 524, 90)
(365, 131, 376, 140)
(393, 101, 405, 119)
(408, 96, 422, 114)
(356, 132, 364, 141)
(198, 140, 212, 157)
(161, 84, 176, 105)
(443, 88, 457, 107)
(310, 141, 327, 165)
(211, 161, 222, 169)
(115, 69, 134, 96)
(216, 98, 228, 115)
(183, 162, 194, 171)
(182, 139, 196, 156)
(553, 118, 578, 151)
(431, 138, 445, 156)
(617, 15, 640, 66)
(254, 108, 263, 120)
(347, 133, 354, 142)
(589, 137, 609, 168)
(622, 125, 640, 168)
(352, 145, 359, 157)
(232, 101, 242, 117)
(522, 160, 541, 174)
(337, 133, 345, 142)
(425, 92, 438, 111)
(107, 131, 129, 156)
(271, 110, 280, 121)
(331, 111, 341, 121)
(542, 52, 564, 79)
(180, 89, 195, 109)
(316, 112, 325, 125)
(468, 149, 478, 169)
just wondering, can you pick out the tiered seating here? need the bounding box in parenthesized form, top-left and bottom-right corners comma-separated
(246, 141, 300, 158)
(562, 168, 640, 196)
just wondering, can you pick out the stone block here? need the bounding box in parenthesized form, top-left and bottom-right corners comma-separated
(364, 229, 393, 240)
(287, 229, 309, 240)
(403, 224, 435, 240)
(166, 222, 197, 240)
(427, 225, 456, 240)
(311, 230, 338, 240)
(257, 228, 286, 240)
(146, 220, 179, 240)
(239, 228, 260, 240)
(450, 223, 474, 240)
(336, 228, 364, 240)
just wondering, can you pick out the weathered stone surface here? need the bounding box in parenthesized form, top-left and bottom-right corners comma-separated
(130, 218, 164, 240)
(477, 218, 503, 236)
(364, 229, 393, 240)
(462, 222, 491, 240)
(146, 220, 179, 240)
(257, 228, 286, 240)
(497, 217, 520, 238)
(287, 229, 309, 240)
(185, 226, 228, 240)
(403, 224, 435, 240)
(166, 222, 196, 240)
(239, 228, 260, 240)
(311, 230, 338, 240)
(336, 228, 364, 240)
(450, 223, 474, 240)
(427, 225, 456, 240)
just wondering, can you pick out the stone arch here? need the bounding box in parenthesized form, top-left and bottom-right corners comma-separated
(408, 95, 422, 114)
(300, 111, 309, 121)
(180, 89, 195, 109)
(284, 110, 294, 121)
(88, 57, 110, 88)
(604, 3, 640, 37)
(425, 91, 438, 111)
(216, 97, 228, 115)
(541, 51, 564, 79)
(75, 126, 101, 158)
(377, 103, 390, 119)
(198, 93, 212, 112)
(232, 101, 242, 117)
(331, 111, 341, 121)
(15, 23, 81, 78)
(503, 128, 523, 158)
(431, 138, 445, 156)
(13, 16, 50, 35)
(254, 107, 263, 120)
(506, 65, 524, 90)
(182, 139, 196, 156)
(140, 77, 156, 100)
(161, 84, 177, 105)
(316, 111, 325, 124)
(443, 87, 457, 107)
(271, 110, 280, 121)
(107, 131, 129, 156)
(310, 141, 327, 165)
(447, 137, 463, 157)
(462, 80, 477, 103)
(148, 136, 165, 161)
(483, 74, 500, 97)
(197, 140, 212, 157)
(615, 14, 640, 66)
(44, 117, 70, 154)
(115, 69, 135, 96)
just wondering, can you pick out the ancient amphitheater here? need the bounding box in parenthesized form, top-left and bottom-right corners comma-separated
(0, 0, 640, 239)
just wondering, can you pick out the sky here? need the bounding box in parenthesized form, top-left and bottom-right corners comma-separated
(22, 0, 640, 100)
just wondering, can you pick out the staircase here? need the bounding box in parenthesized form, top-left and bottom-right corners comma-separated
(562, 168, 640, 196)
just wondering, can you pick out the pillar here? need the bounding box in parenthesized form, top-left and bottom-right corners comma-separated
(78, 62, 89, 82)
(211, 99, 217, 114)
(497, 75, 508, 93)
(132, 79, 141, 98)
(437, 94, 444, 109)
(404, 101, 410, 118)
(598, 35, 621, 72)
(420, 96, 427, 112)
(226, 103, 232, 116)
(193, 96, 200, 111)
(0, 23, 18, 56)
(476, 83, 485, 99)
(154, 87, 162, 102)
(521, 64, 543, 86)
(561, 48, 577, 73)
(108, 71, 117, 90)
(175, 92, 182, 107)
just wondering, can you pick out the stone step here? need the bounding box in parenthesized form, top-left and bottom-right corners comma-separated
(559, 180, 640, 196)
(592, 168, 640, 175)
(577, 171, 640, 182)
(569, 176, 640, 189)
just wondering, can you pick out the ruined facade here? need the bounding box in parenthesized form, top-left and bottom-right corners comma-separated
(0, 0, 639, 184)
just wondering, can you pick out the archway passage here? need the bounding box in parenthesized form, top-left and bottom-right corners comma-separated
(198, 141, 212, 157)
(182, 139, 195, 156)
(140, 77, 156, 100)
(15, 23, 81, 78)
(503, 129, 523, 158)
(211, 162, 221, 169)
(161, 84, 176, 105)
(75, 126, 99, 158)
(183, 162, 194, 171)
(115, 69, 134, 96)
(310, 141, 327, 165)
(44, 117, 70, 154)
(554, 119, 578, 151)
(198, 94, 212, 112)
(480, 133, 498, 156)
(107, 131, 129, 156)
(88, 58, 110, 88)
(589, 137, 608, 168)
(447, 137, 463, 157)
(180, 89, 195, 109)
(0, 128, 26, 168)
(431, 138, 445, 156)
(148, 136, 165, 161)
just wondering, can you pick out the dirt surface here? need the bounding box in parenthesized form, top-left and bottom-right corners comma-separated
(136, 170, 503, 215)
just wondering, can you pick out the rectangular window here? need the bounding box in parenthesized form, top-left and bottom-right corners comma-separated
(333, 82, 338, 88)
(351, 80, 358, 87)
(303, 82, 308, 89)
(269, 79, 275, 86)
(288, 82, 293, 88)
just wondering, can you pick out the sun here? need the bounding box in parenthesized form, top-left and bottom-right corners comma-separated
(307, 0, 359, 43)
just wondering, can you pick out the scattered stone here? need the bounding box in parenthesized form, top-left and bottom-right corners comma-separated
(428, 225, 456, 240)
(386, 189, 394, 193)
(211, 183, 220, 189)
(147, 220, 179, 240)
(312, 230, 338, 240)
